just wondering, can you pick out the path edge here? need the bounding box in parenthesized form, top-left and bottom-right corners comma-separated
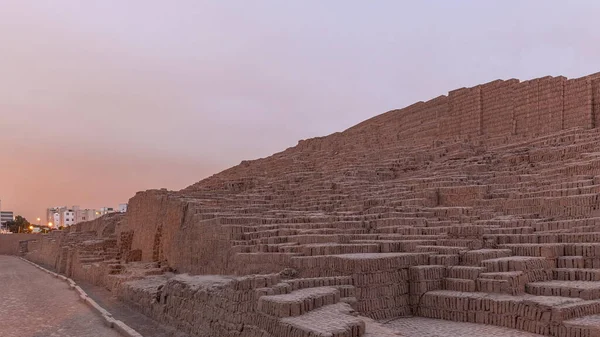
(19, 257, 143, 337)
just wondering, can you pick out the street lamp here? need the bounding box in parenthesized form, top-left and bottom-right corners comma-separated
(48, 222, 53, 228)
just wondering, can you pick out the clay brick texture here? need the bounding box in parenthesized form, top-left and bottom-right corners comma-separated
(12, 72, 600, 337)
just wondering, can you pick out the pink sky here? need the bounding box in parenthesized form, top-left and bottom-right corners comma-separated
(2, 1, 600, 220)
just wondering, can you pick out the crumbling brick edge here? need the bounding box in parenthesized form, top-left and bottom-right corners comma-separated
(19, 257, 143, 337)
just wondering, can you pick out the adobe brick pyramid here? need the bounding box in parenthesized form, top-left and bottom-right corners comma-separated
(26, 72, 600, 337)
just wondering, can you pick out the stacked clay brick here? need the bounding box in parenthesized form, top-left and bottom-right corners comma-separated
(418, 290, 600, 336)
(117, 273, 368, 337)
(25, 213, 126, 288)
(19, 72, 600, 337)
(480, 79, 518, 137)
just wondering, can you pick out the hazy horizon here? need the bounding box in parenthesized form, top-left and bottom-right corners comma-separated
(2, 1, 600, 221)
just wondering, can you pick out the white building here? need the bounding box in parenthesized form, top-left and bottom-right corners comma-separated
(1, 211, 14, 231)
(47, 206, 97, 227)
(119, 203, 128, 213)
(99, 207, 115, 215)
(52, 212, 61, 227)
(0, 199, 14, 230)
(0, 211, 14, 224)
(63, 209, 76, 226)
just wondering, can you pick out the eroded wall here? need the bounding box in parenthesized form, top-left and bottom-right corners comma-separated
(120, 190, 189, 267)
(117, 73, 600, 276)
(0, 234, 38, 255)
(437, 74, 600, 141)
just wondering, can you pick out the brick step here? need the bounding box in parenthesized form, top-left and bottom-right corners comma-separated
(419, 290, 600, 336)
(461, 249, 512, 266)
(284, 276, 353, 291)
(557, 256, 585, 269)
(526, 281, 600, 300)
(436, 239, 483, 250)
(277, 303, 365, 337)
(445, 278, 476, 292)
(499, 244, 567, 258)
(416, 245, 469, 255)
(447, 266, 486, 279)
(79, 257, 106, 263)
(257, 286, 342, 318)
(351, 239, 438, 253)
(562, 315, 600, 337)
(554, 268, 600, 281)
(477, 271, 528, 295)
(429, 254, 460, 266)
(481, 256, 552, 273)
(301, 243, 380, 256)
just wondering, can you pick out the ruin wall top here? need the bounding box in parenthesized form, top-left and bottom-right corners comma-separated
(181, 72, 600, 193)
(343, 72, 600, 145)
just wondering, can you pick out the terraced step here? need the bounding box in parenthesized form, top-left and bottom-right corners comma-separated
(416, 245, 469, 255)
(302, 243, 380, 256)
(279, 303, 365, 337)
(557, 256, 585, 269)
(478, 271, 528, 295)
(461, 249, 512, 266)
(257, 286, 341, 317)
(419, 290, 600, 336)
(562, 315, 600, 337)
(284, 276, 353, 291)
(444, 278, 476, 292)
(554, 268, 600, 281)
(526, 281, 600, 300)
(447, 266, 486, 279)
(79, 257, 105, 263)
(481, 256, 552, 273)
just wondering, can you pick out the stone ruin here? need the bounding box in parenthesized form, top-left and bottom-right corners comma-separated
(21, 72, 600, 336)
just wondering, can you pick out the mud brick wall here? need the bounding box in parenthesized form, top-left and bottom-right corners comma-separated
(480, 79, 518, 137)
(291, 253, 430, 320)
(419, 290, 600, 337)
(594, 77, 600, 127)
(70, 256, 109, 286)
(232, 252, 296, 275)
(71, 213, 122, 238)
(118, 274, 365, 337)
(438, 186, 488, 207)
(514, 79, 540, 136)
(22, 231, 65, 269)
(119, 72, 600, 277)
(564, 76, 593, 129)
(121, 190, 235, 275)
(0, 234, 38, 255)
(25, 215, 123, 274)
(119, 230, 134, 258)
(347, 95, 449, 148)
(171, 217, 233, 275)
(122, 190, 189, 267)
(448, 86, 482, 138)
(379, 73, 600, 145)
(396, 96, 448, 144)
(408, 265, 445, 314)
(537, 76, 566, 134)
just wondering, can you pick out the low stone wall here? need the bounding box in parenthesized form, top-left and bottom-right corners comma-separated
(0, 234, 38, 255)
